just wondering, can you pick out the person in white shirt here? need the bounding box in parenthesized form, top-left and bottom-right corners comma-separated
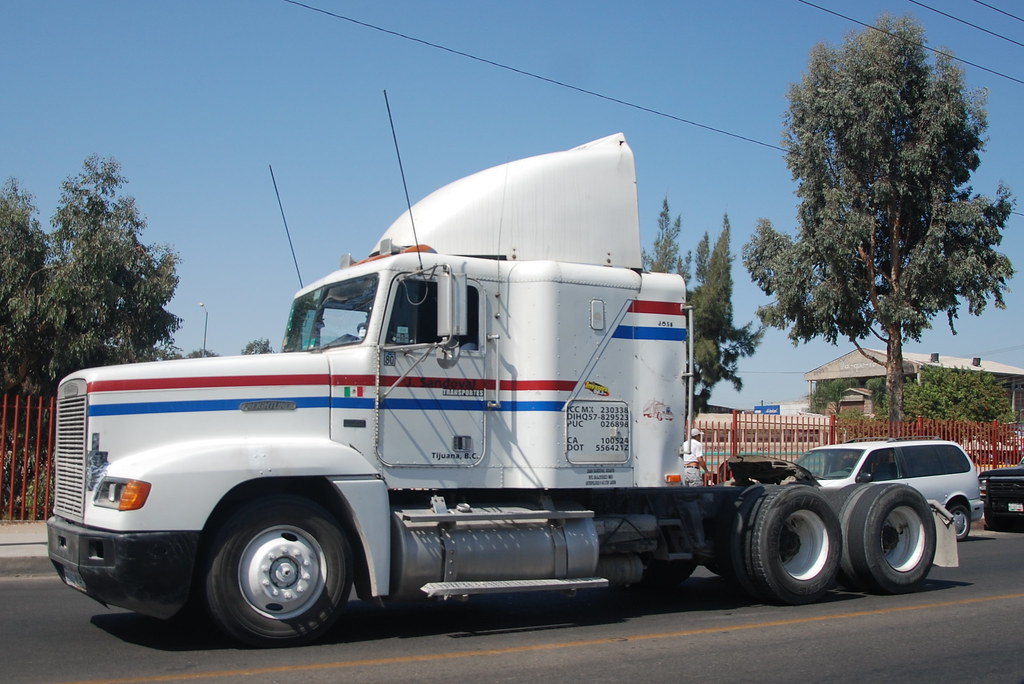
(680, 428, 709, 486)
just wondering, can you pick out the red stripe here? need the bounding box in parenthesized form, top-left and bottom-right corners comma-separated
(331, 375, 378, 387)
(501, 379, 577, 391)
(88, 374, 331, 393)
(90, 374, 581, 394)
(340, 376, 577, 392)
(629, 300, 683, 315)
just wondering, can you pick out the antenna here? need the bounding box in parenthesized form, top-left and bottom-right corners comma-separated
(384, 90, 424, 270)
(269, 164, 304, 288)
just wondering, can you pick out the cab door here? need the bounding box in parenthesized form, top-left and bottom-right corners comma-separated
(375, 274, 487, 467)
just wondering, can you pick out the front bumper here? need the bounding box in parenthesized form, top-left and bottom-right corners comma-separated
(47, 516, 200, 619)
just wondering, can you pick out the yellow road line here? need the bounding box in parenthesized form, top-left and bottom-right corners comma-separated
(63, 592, 1024, 684)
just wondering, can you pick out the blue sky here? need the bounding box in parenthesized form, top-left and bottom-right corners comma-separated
(5, 1, 1022, 409)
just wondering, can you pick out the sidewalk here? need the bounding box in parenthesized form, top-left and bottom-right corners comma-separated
(0, 521, 52, 576)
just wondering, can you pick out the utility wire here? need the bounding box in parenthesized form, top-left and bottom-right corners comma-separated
(280, 0, 783, 152)
(280, 0, 1023, 220)
(907, 0, 1024, 49)
(971, 0, 1024, 25)
(796, 0, 1024, 85)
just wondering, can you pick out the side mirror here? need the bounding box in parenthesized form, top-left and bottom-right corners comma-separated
(855, 472, 873, 484)
(437, 269, 468, 340)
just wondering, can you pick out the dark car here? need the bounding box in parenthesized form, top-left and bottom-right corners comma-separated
(978, 457, 1024, 531)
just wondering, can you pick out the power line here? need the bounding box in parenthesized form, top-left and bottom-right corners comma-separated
(907, 0, 1024, 49)
(280, 1, 1023, 220)
(796, 0, 1024, 85)
(971, 0, 1024, 25)
(279, 0, 784, 152)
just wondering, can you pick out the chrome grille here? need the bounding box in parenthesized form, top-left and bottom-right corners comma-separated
(53, 383, 88, 521)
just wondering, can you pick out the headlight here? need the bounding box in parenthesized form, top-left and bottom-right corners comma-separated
(94, 478, 152, 511)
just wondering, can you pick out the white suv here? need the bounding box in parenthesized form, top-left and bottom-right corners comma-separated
(796, 438, 982, 541)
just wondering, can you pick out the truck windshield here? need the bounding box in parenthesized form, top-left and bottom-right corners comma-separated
(795, 448, 864, 480)
(282, 274, 378, 352)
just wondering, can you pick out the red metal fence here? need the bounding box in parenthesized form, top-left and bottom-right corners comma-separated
(1, 395, 55, 521)
(696, 412, 1024, 482)
(2, 394, 1022, 521)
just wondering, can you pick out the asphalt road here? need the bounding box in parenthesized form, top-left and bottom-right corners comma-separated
(2, 529, 1022, 684)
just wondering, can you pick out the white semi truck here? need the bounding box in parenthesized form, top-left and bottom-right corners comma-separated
(47, 134, 949, 647)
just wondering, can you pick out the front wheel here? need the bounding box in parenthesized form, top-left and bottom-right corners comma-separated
(203, 495, 353, 647)
(945, 501, 971, 542)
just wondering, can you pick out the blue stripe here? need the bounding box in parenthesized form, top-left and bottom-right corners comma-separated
(331, 397, 376, 410)
(381, 399, 565, 412)
(89, 396, 571, 417)
(612, 325, 687, 341)
(89, 396, 330, 417)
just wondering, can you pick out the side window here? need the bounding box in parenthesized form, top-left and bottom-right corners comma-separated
(936, 445, 972, 474)
(386, 279, 439, 345)
(459, 285, 481, 350)
(385, 278, 481, 348)
(901, 445, 945, 478)
(861, 448, 898, 481)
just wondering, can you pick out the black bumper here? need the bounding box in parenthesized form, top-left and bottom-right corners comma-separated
(985, 498, 1024, 517)
(47, 516, 200, 620)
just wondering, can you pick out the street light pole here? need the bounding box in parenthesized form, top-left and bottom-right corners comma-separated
(199, 302, 209, 358)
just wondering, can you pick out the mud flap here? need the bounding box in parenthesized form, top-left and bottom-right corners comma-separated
(929, 500, 959, 568)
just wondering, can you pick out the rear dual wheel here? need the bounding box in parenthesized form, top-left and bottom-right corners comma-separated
(730, 485, 841, 605)
(830, 484, 936, 594)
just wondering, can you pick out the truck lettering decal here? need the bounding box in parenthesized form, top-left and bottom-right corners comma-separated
(641, 399, 674, 421)
(239, 400, 297, 412)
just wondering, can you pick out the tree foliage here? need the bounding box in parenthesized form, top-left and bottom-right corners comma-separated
(642, 197, 688, 276)
(743, 15, 1014, 422)
(689, 215, 762, 413)
(903, 366, 1014, 422)
(645, 201, 761, 413)
(810, 378, 855, 415)
(242, 338, 274, 355)
(0, 179, 48, 395)
(1, 157, 180, 394)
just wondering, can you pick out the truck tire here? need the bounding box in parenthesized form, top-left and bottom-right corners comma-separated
(945, 501, 971, 542)
(820, 484, 874, 590)
(740, 485, 841, 605)
(203, 495, 353, 647)
(840, 484, 935, 594)
(715, 485, 768, 599)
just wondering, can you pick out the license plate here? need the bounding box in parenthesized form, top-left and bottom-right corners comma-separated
(1009, 503, 1023, 513)
(63, 567, 87, 593)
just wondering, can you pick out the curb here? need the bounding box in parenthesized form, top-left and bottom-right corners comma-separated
(0, 556, 53, 577)
(0, 521, 51, 578)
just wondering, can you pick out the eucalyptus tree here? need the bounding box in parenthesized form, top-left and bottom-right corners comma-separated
(1, 157, 180, 394)
(744, 15, 1013, 421)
